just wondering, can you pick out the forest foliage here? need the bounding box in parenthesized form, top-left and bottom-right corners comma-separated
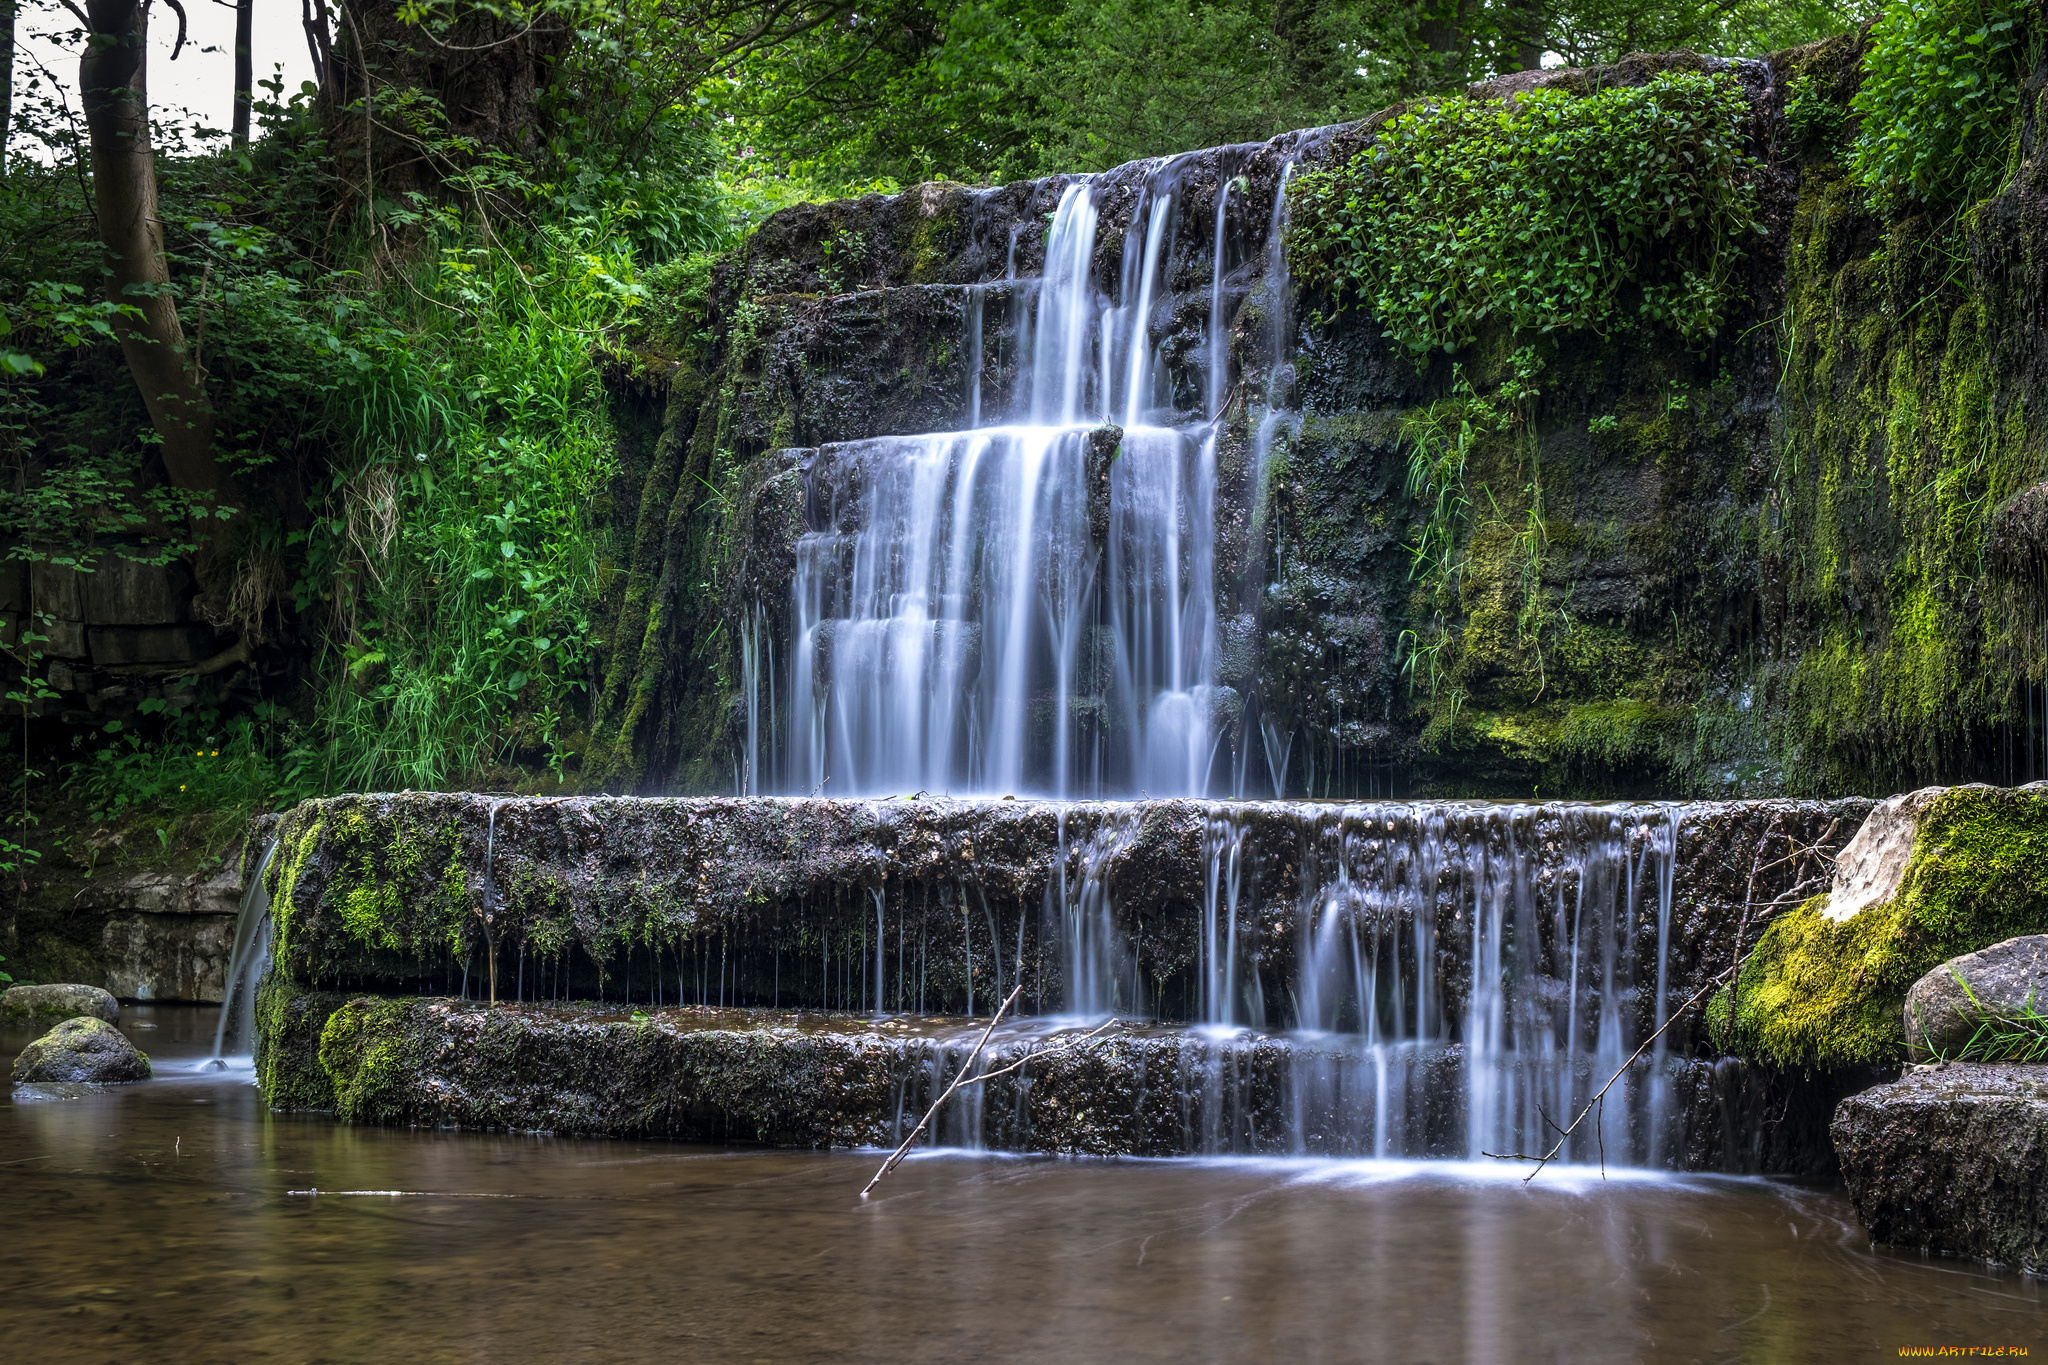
(0, 0, 2021, 868)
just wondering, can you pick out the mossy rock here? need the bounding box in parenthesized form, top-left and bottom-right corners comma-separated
(1730, 786, 2048, 1068)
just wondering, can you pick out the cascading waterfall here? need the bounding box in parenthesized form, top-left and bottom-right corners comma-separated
(1019, 800, 1687, 1163)
(783, 156, 1267, 798)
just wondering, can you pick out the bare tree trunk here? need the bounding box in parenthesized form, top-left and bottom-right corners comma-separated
(79, 0, 223, 501)
(1, 0, 16, 175)
(232, 0, 253, 148)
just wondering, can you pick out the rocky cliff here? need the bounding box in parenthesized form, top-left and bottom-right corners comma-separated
(587, 34, 2048, 801)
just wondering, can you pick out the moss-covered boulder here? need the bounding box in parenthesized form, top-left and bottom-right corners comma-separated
(11, 1016, 150, 1083)
(2, 983, 119, 1028)
(1728, 786, 2048, 1069)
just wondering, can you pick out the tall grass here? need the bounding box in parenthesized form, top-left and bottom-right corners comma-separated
(296, 215, 642, 794)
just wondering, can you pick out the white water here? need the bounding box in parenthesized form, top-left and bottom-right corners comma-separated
(207, 839, 276, 1064)
(760, 157, 1279, 798)
(1030, 799, 1688, 1164)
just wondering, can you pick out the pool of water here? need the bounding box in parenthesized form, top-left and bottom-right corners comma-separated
(5, 1006, 2040, 1363)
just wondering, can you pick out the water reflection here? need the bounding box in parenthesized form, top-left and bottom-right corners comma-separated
(4, 1006, 2040, 1363)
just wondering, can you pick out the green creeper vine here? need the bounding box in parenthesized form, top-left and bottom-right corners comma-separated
(1288, 70, 1762, 356)
(1849, 0, 2035, 209)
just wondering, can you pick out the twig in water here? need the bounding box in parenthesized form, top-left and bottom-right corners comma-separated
(1483, 967, 1731, 1183)
(861, 988, 1121, 1197)
(863, 983, 1021, 1197)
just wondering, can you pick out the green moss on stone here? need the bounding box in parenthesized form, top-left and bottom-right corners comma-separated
(1733, 786, 2048, 1068)
(318, 996, 423, 1123)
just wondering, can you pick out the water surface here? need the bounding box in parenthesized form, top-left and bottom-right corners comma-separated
(4, 1006, 2039, 1363)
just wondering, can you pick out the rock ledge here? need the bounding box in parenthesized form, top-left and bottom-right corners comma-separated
(1832, 1064, 2048, 1273)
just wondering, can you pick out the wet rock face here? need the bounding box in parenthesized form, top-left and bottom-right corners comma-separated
(2, 983, 120, 1027)
(255, 989, 1811, 1167)
(10, 1016, 151, 1083)
(1832, 1064, 2048, 1274)
(1905, 936, 2048, 1062)
(262, 792, 1866, 1040)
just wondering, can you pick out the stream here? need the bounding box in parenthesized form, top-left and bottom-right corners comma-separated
(5, 1005, 2042, 1363)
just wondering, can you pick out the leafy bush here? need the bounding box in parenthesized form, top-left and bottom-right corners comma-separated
(1849, 0, 2034, 208)
(1288, 71, 1762, 355)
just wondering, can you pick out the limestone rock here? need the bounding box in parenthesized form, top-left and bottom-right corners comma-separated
(10, 1016, 151, 1083)
(2, 982, 119, 1027)
(1832, 1064, 2048, 1274)
(1823, 784, 1948, 922)
(1904, 935, 2048, 1062)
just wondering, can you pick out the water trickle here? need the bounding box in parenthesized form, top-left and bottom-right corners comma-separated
(208, 839, 276, 1065)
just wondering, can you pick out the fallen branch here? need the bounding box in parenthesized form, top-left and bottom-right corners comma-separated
(1483, 966, 1732, 1182)
(861, 989, 1121, 1197)
(862, 984, 1021, 1197)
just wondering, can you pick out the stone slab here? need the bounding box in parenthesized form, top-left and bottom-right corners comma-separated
(83, 556, 194, 624)
(257, 989, 1831, 1171)
(101, 913, 237, 1002)
(87, 624, 217, 667)
(1832, 1064, 2048, 1274)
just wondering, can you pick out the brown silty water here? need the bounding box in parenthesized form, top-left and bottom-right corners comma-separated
(5, 1006, 2042, 1364)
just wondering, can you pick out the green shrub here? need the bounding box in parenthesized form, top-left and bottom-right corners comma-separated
(1288, 71, 1761, 355)
(1849, 0, 2034, 208)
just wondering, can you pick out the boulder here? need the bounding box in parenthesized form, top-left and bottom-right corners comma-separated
(2, 982, 119, 1027)
(1905, 935, 2048, 1062)
(10, 1016, 151, 1083)
(1832, 1064, 2048, 1274)
(1822, 784, 1948, 922)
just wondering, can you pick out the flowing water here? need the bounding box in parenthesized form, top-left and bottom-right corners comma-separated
(763, 155, 1274, 800)
(5, 1008, 2040, 1363)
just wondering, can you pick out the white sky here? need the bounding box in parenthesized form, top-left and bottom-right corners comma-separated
(13, 0, 315, 145)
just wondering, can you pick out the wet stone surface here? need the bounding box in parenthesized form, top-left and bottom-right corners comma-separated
(1833, 1063, 2048, 1274)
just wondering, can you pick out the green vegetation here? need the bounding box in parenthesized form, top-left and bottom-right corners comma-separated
(1289, 70, 1761, 355)
(1729, 787, 2048, 1068)
(717, 0, 1859, 181)
(1849, 0, 2036, 207)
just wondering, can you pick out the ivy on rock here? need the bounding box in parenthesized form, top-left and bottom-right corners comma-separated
(1287, 70, 1763, 355)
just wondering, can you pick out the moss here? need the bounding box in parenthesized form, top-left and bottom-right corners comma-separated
(1557, 698, 1685, 770)
(1733, 787, 2048, 1068)
(1769, 158, 2046, 793)
(318, 996, 424, 1123)
(253, 974, 345, 1110)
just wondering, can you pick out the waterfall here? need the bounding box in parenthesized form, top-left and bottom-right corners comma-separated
(208, 838, 276, 1065)
(1042, 799, 1688, 1163)
(782, 158, 1252, 797)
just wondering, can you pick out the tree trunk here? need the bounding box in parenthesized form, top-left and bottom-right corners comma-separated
(327, 0, 571, 210)
(232, 0, 253, 148)
(0, 0, 16, 175)
(79, 0, 224, 502)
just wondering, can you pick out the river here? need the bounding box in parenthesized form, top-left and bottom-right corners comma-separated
(4, 1005, 2039, 1362)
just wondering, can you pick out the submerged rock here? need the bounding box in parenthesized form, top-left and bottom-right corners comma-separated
(1905, 935, 2048, 1062)
(11, 1016, 151, 1083)
(2, 983, 120, 1028)
(1832, 1064, 2048, 1274)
